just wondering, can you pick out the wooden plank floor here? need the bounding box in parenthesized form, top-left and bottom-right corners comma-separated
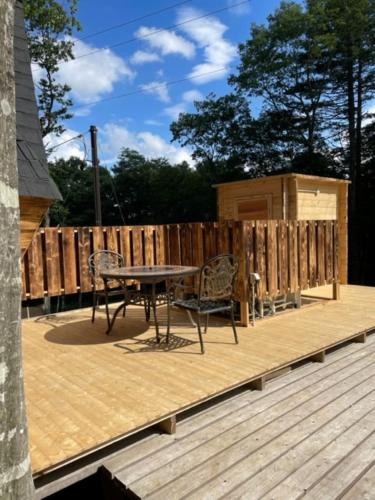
(22, 285, 375, 477)
(104, 332, 375, 499)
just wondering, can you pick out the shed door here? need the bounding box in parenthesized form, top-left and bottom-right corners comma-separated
(236, 198, 269, 220)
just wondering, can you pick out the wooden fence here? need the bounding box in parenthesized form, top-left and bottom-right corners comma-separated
(22, 221, 339, 317)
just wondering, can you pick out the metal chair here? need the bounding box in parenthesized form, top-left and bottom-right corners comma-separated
(166, 254, 239, 354)
(88, 250, 130, 328)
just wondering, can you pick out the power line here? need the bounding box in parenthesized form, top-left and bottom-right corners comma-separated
(79, 0, 192, 41)
(74, 0, 249, 60)
(32, 0, 250, 73)
(48, 131, 89, 152)
(73, 66, 230, 112)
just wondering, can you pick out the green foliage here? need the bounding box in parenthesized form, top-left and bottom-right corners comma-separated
(23, 0, 80, 137)
(111, 149, 218, 224)
(49, 157, 116, 226)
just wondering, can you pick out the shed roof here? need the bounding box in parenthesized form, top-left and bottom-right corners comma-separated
(213, 172, 351, 189)
(15, 0, 62, 200)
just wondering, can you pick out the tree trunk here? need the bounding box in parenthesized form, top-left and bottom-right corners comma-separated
(346, 52, 359, 284)
(0, 0, 35, 498)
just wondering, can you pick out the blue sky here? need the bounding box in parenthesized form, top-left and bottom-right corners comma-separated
(46, 0, 285, 165)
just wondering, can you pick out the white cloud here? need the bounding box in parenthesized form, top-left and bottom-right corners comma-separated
(130, 50, 161, 65)
(164, 103, 187, 120)
(57, 38, 135, 103)
(140, 81, 170, 103)
(164, 90, 203, 120)
(145, 119, 164, 126)
(101, 123, 192, 165)
(227, 0, 252, 15)
(182, 89, 204, 102)
(136, 26, 195, 59)
(44, 129, 86, 161)
(177, 7, 237, 84)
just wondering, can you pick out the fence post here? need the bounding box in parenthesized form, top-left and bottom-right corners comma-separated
(232, 221, 249, 327)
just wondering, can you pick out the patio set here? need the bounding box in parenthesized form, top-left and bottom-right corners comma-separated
(88, 250, 239, 354)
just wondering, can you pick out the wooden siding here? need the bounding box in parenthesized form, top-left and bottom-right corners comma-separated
(21, 221, 339, 303)
(19, 195, 51, 255)
(22, 284, 375, 479)
(297, 179, 338, 220)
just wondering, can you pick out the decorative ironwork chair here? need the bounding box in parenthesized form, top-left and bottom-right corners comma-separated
(166, 254, 239, 354)
(88, 250, 131, 328)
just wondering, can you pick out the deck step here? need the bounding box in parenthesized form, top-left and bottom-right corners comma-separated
(102, 334, 375, 499)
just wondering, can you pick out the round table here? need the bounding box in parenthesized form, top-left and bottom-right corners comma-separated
(100, 265, 199, 339)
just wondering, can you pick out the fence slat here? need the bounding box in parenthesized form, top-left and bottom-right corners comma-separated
(132, 226, 143, 266)
(92, 226, 104, 252)
(169, 225, 181, 265)
(144, 226, 154, 266)
(333, 221, 339, 281)
(119, 226, 131, 266)
(289, 221, 298, 292)
(45, 227, 62, 296)
(325, 221, 333, 283)
(317, 221, 326, 285)
(278, 221, 288, 296)
(308, 221, 317, 287)
(267, 221, 278, 297)
(106, 226, 118, 253)
(191, 223, 204, 268)
(217, 221, 230, 255)
(78, 227, 91, 293)
(61, 227, 77, 294)
(298, 221, 309, 290)
(255, 221, 266, 299)
(27, 230, 44, 298)
(155, 226, 166, 265)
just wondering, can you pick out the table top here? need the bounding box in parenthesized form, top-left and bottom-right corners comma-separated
(100, 265, 200, 282)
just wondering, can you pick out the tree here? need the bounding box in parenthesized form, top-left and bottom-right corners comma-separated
(0, 0, 35, 497)
(171, 93, 254, 170)
(308, 0, 375, 281)
(23, 0, 80, 137)
(49, 157, 116, 226)
(230, 1, 335, 163)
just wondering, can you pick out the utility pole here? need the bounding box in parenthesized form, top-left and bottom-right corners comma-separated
(90, 125, 102, 226)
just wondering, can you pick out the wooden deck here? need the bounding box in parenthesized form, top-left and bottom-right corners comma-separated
(104, 332, 375, 499)
(22, 285, 375, 482)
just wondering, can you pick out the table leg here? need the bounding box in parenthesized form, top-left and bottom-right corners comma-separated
(151, 282, 160, 343)
(106, 302, 126, 335)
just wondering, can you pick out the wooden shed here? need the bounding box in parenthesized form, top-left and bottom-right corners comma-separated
(214, 173, 350, 284)
(15, 0, 61, 256)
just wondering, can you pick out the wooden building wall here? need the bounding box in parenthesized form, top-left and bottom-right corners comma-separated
(20, 195, 52, 256)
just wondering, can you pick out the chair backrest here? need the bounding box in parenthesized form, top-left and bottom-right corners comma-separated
(88, 250, 124, 290)
(198, 254, 238, 302)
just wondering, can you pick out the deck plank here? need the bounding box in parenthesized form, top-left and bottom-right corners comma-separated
(341, 462, 375, 500)
(127, 361, 375, 498)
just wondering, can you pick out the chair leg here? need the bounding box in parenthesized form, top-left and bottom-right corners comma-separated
(123, 293, 126, 317)
(104, 292, 110, 330)
(196, 315, 205, 354)
(230, 302, 239, 344)
(91, 292, 97, 323)
(204, 314, 209, 333)
(144, 298, 151, 322)
(166, 295, 171, 344)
